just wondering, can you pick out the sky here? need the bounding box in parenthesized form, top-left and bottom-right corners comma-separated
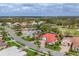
(0, 3, 79, 16)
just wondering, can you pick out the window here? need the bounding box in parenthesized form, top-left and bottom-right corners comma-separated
(42, 37, 47, 40)
(48, 43, 52, 45)
(76, 48, 79, 52)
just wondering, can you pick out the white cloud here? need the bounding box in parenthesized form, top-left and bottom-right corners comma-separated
(0, 4, 8, 6)
(21, 6, 32, 10)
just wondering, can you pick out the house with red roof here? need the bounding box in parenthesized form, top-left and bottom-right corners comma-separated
(39, 33, 57, 48)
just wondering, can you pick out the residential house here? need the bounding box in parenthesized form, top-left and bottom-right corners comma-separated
(6, 22, 12, 27)
(39, 33, 57, 48)
(22, 28, 40, 38)
(0, 23, 2, 26)
(31, 21, 37, 25)
(12, 22, 20, 26)
(62, 37, 79, 51)
(0, 35, 7, 48)
(20, 22, 27, 27)
(38, 21, 45, 24)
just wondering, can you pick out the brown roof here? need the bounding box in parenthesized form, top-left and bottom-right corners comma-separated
(0, 37, 3, 42)
(72, 37, 79, 48)
(62, 37, 79, 48)
(0, 42, 7, 46)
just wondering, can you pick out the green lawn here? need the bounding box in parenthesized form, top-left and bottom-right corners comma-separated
(45, 44, 61, 51)
(3, 34, 23, 48)
(26, 48, 37, 56)
(7, 41, 22, 48)
(45, 41, 61, 51)
(24, 48, 46, 56)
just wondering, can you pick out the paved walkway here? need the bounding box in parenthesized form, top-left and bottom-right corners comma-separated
(60, 45, 70, 53)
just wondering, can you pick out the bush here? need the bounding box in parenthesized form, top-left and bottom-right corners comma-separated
(34, 40, 40, 47)
(1, 31, 7, 36)
(3, 36, 11, 41)
(16, 31, 22, 36)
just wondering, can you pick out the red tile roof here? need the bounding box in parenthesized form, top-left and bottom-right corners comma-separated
(40, 33, 57, 43)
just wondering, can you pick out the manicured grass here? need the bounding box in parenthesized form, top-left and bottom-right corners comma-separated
(26, 49, 37, 56)
(24, 48, 45, 56)
(46, 44, 61, 51)
(45, 42, 61, 51)
(3, 34, 23, 48)
(7, 41, 22, 48)
(17, 42, 25, 46)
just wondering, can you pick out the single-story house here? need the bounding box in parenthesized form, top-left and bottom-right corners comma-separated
(20, 22, 27, 27)
(21, 28, 41, 37)
(39, 33, 57, 48)
(0, 23, 2, 25)
(6, 22, 12, 27)
(31, 21, 37, 25)
(12, 22, 20, 26)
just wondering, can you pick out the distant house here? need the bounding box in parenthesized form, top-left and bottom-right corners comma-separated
(21, 28, 41, 37)
(38, 21, 45, 24)
(20, 22, 27, 27)
(0, 35, 3, 41)
(62, 37, 79, 51)
(39, 33, 57, 48)
(0, 35, 7, 48)
(0, 23, 2, 25)
(31, 21, 37, 25)
(12, 22, 20, 26)
(6, 22, 12, 27)
(31, 21, 45, 25)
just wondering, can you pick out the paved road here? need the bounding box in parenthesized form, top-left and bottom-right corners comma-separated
(5, 27, 65, 56)
(5, 28, 38, 49)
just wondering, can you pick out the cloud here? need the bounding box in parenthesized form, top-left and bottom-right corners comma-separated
(0, 3, 79, 16)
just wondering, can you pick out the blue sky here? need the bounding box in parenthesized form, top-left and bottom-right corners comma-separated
(0, 3, 79, 16)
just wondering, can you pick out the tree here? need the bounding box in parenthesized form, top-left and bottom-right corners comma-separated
(16, 31, 22, 36)
(1, 31, 7, 36)
(13, 24, 22, 31)
(51, 28, 62, 40)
